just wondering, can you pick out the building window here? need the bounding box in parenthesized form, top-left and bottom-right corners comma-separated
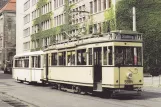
(108, 0, 111, 8)
(98, 0, 101, 11)
(23, 27, 30, 37)
(42, 2, 51, 15)
(24, 0, 30, 11)
(90, 2, 93, 14)
(89, 25, 93, 34)
(24, 14, 30, 24)
(94, 0, 97, 13)
(54, 0, 64, 9)
(93, 24, 97, 33)
(23, 42, 30, 51)
(103, 0, 106, 10)
(32, 0, 38, 6)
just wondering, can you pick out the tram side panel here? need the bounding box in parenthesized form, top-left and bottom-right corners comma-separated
(102, 67, 115, 88)
(116, 67, 143, 89)
(31, 69, 44, 83)
(102, 67, 143, 89)
(31, 55, 44, 83)
(13, 68, 31, 82)
(48, 67, 93, 87)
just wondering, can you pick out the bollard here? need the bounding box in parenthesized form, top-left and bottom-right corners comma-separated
(159, 75, 161, 87)
(152, 76, 153, 86)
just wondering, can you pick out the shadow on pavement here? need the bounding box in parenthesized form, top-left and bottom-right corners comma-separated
(108, 91, 161, 100)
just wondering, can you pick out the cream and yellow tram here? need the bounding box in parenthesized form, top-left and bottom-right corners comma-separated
(42, 30, 143, 94)
(12, 51, 44, 83)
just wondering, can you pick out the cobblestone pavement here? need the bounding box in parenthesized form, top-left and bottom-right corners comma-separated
(1, 71, 161, 107)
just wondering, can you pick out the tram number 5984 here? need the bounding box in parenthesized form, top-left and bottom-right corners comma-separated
(125, 80, 133, 84)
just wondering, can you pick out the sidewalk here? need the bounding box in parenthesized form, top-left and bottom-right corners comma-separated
(0, 94, 14, 107)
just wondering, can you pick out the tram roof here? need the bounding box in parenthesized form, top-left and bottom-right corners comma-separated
(111, 30, 142, 35)
(44, 31, 142, 51)
(14, 51, 44, 58)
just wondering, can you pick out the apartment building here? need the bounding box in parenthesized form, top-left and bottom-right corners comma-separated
(16, 0, 117, 54)
(0, 0, 9, 9)
(0, 0, 16, 71)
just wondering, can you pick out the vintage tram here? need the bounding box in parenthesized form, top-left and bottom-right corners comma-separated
(13, 30, 143, 95)
(12, 51, 44, 83)
(42, 30, 143, 94)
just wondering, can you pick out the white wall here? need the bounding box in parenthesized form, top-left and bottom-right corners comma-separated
(16, 0, 24, 54)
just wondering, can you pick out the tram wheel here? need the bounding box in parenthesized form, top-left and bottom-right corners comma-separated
(75, 86, 81, 94)
(58, 84, 61, 90)
(103, 90, 113, 98)
(19, 80, 23, 83)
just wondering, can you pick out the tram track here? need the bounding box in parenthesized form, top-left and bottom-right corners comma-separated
(0, 92, 39, 107)
(1, 78, 161, 107)
(50, 88, 160, 107)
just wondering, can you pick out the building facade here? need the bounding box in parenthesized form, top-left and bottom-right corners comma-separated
(0, 0, 16, 71)
(0, 0, 9, 9)
(17, 0, 123, 54)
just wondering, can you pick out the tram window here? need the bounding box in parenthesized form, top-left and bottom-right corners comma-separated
(24, 57, 29, 68)
(15, 60, 20, 67)
(59, 52, 66, 65)
(32, 56, 41, 68)
(89, 48, 92, 65)
(108, 46, 113, 65)
(115, 46, 142, 66)
(77, 49, 86, 65)
(44, 55, 46, 66)
(137, 47, 142, 65)
(115, 47, 124, 66)
(15, 58, 23, 67)
(38, 56, 41, 68)
(67, 51, 75, 65)
(103, 47, 107, 65)
(51, 53, 57, 65)
(35, 56, 41, 68)
(32, 56, 35, 67)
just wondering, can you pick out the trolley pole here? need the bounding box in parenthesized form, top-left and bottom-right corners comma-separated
(133, 7, 136, 31)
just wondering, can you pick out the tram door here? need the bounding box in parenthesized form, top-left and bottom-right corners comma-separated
(45, 54, 49, 81)
(93, 47, 102, 91)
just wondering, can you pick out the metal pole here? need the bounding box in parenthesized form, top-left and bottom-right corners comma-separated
(159, 75, 160, 86)
(133, 7, 136, 31)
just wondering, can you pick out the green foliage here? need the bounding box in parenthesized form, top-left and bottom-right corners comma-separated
(31, 24, 79, 40)
(37, 0, 48, 9)
(103, 6, 116, 32)
(116, 0, 161, 72)
(104, 6, 115, 21)
(33, 12, 53, 26)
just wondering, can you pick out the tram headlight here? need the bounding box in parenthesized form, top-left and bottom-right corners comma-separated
(127, 72, 133, 79)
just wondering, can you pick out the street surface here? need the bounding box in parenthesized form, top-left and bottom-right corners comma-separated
(0, 71, 161, 107)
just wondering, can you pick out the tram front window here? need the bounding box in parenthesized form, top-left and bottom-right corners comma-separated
(115, 46, 142, 66)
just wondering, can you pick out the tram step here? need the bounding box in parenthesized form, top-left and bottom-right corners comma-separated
(93, 82, 102, 91)
(93, 89, 102, 92)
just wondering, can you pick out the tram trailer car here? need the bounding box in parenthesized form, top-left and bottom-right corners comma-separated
(42, 30, 143, 95)
(12, 51, 44, 83)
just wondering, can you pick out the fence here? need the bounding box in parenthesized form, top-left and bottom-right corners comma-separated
(144, 75, 161, 87)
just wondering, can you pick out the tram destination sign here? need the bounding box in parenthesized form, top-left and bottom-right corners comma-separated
(121, 34, 135, 40)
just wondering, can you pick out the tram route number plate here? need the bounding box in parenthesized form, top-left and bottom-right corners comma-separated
(125, 80, 133, 84)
